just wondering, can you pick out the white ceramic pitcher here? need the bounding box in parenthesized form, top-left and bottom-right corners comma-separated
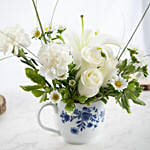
(38, 101, 105, 144)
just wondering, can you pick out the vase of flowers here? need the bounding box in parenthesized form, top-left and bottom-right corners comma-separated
(0, 0, 150, 145)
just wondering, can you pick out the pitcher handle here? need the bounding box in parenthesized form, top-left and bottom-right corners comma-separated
(37, 103, 61, 135)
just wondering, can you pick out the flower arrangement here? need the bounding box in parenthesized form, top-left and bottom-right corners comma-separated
(0, 0, 150, 114)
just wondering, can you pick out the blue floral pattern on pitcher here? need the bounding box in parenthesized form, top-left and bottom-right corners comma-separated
(60, 106, 105, 134)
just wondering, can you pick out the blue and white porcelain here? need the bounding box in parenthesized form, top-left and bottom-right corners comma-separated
(38, 101, 105, 144)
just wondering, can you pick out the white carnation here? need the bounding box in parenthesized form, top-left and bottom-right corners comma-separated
(38, 43, 72, 80)
(0, 25, 31, 55)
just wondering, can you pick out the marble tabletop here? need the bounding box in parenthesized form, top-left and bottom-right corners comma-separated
(0, 88, 150, 150)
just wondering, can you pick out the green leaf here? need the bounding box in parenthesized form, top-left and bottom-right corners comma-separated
(45, 87, 53, 93)
(137, 65, 148, 77)
(119, 59, 127, 73)
(31, 58, 38, 66)
(127, 48, 140, 63)
(100, 98, 108, 104)
(40, 93, 48, 103)
(62, 99, 70, 103)
(68, 62, 76, 71)
(68, 62, 80, 79)
(121, 94, 131, 113)
(64, 102, 75, 114)
(123, 79, 145, 109)
(59, 88, 70, 100)
(132, 98, 146, 106)
(131, 55, 139, 63)
(127, 48, 138, 55)
(32, 90, 44, 97)
(20, 85, 42, 91)
(73, 96, 87, 104)
(21, 59, 36, 69)
(25, 68, 46, 85)
(17, 48, 26, 58)
(52, 79, 62, 88)
(127, 79, 143, 97)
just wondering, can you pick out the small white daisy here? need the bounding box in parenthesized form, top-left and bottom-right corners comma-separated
(112, 76, 128, 92)
(56, 25, 66, 32)
(50, 90, 62, 104)
(69, 79, 76, 87)
(44, 25, 53, 32)
(33, 28, 41, 38)
(94, 29, 100, 36)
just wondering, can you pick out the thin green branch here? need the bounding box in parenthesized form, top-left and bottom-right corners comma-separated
(81, 15, 84, 48)
(118, 2, 150, 60)
(50, 0, 60, 26)
(32, 0, 47, 44)
(0, 30, 38, 58)
(0, 55, 14, 61)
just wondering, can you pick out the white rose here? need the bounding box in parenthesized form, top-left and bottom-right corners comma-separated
(38, 43, 72, 80)
(81, 45, 112, 68)
(78, 68, 104, 98)
(100, 58, 118, 86)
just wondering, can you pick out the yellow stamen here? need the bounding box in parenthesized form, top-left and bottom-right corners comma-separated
(115, 81, 122, 87)
(34, 30, 40, 37)
(95, 31, 98, 36)
(45, 26, 52, 31)
(88, 72, 92, 77)
(58, 74, 65, 78)
(70, 81, 75, 85)
(52, 93, 59, 101)
(45, 27, 49, 31)
(97, 47, 102, 50)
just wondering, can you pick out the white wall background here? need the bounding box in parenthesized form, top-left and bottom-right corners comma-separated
(0, 0, 150, 92)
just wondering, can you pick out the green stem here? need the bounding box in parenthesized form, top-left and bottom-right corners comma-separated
(81, 15, 84, 47)
(60, 35, 65, 44)
(0, 55, 14, 61)
(0, 30, 38, 58)
(50, 0, 60, 26)
(32, 0, 47, 44)
(45, 79, 51, 88)
(118, 2, 150, 60)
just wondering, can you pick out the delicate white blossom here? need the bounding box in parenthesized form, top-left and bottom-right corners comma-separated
(44, 24, 53, 32)
(129, 45, 150, 79)
(38, 43, 72, 80)
(69, 79, 76, 87)
(32, 28, 41, 38)
(78, 68, 104, 97)
(100, 58, 118, 86)
(0, 25, 31, 55)
(50, 90, 62, 104)
(56, 25, 66, 32)
(65, 30, 121, 69)
(112, 76, 128, 92)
